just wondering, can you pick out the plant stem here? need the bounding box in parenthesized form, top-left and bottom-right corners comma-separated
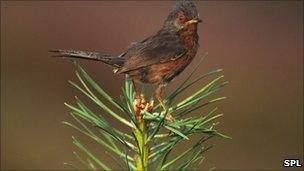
(134, 120, 149, 171)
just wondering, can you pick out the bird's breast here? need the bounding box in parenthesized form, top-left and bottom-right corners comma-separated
(131, 50, 197, 85)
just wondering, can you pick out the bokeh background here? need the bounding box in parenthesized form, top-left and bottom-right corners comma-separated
(1, 0, 303, 170)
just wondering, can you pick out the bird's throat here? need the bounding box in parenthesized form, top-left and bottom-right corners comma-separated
(178, 24, 198, 50)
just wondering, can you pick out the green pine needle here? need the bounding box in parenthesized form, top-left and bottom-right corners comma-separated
(63, 54, 229, 170)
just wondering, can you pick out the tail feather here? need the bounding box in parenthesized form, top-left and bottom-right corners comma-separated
(49, 49, 124, 67)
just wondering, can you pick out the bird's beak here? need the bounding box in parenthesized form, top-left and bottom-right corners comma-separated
(185, 18, 203, 25)
(180, 18, 203, 30)
(196, 18, 203, 23)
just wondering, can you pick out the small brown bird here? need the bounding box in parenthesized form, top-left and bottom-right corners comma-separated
(50, 0, 202, 110)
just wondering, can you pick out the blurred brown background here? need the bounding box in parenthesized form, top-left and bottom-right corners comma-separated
(1, 0, 303, 170)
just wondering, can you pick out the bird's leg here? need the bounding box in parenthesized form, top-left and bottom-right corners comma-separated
(155, 84, 166, 109)
(132, 79, 141, 100)
(155, 84, 174, 122)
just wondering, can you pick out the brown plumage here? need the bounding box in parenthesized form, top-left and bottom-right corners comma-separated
(50, 0, 202, 106)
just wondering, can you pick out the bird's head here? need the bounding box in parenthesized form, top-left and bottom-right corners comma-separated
(164, 0, 202, 30)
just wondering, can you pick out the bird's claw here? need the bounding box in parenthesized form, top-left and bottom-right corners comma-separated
(158, 100, 175, 123)
(165, 114, 175, 123)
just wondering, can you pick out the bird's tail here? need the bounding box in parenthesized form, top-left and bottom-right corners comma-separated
(49, 49, 124, 67)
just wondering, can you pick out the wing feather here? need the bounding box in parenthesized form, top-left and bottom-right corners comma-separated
(118, 29, 186, 73)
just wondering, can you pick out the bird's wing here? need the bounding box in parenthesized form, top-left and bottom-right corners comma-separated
(118, 30, 187, 73)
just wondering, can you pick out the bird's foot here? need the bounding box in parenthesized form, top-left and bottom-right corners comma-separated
(165, 113, 175, 123)
(158, 100, 175, 123)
